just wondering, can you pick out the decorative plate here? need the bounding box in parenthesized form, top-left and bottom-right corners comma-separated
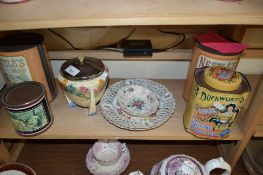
(116, 85, 159, 118)
(100, 79, 176, 130)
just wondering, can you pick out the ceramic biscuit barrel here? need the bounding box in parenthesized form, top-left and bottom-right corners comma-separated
(1, 81, 53, 136)
(184, 66, 250, 139)
(0, 33, 57, 102)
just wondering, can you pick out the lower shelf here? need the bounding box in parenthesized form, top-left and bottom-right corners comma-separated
(0, 79, 242, 140)
(16, 140, 248, 175)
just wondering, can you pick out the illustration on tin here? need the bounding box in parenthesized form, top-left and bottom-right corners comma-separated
(190, 102, 239, 138)
(9, 103, 48, 132)
(0, 56, 33, 85)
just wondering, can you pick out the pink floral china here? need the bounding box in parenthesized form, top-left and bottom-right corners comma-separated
(92, 140, 123, 166)
(151, 154, 231, 175)
(86, 140, 130, 175)
(58, 57, 109, 116)
(117, 85, 159, 118)
(0, 163, 36, 175)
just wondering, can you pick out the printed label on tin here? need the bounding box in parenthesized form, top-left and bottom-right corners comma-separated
(65, 65, 80, 76)
(9, 102, 49, 133)
(197, 55, 238, 69)
(184, 81, 249, 139)
(0, 56, 32, 85)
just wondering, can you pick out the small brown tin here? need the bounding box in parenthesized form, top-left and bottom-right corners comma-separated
(1, 81, 53, 136)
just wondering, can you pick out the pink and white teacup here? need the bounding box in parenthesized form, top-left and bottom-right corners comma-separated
(92, 140, 123, 166)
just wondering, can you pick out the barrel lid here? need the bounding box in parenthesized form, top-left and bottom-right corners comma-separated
(1, 81, 45, 109)
(203, 66, 242, 92)
(195, 67, 251, 94)
(0, 33, 43, 52)
(60, 57, 105, 81)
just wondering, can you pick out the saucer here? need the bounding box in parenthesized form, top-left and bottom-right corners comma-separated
(86, 143, 130, 175)
(0, 163, 36, 175)
(100, 79, 176, 130)
(117, 85, 159, 118)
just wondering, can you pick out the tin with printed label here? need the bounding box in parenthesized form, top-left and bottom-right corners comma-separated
(184, 66, 250, 139)
(0, 33, 57, 102)
(183, 40, 241, 100)
(1, 81, 53, 136)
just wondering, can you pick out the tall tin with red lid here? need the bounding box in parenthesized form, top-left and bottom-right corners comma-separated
(1, 81, 53, 136)
(183, 33, 247, 101)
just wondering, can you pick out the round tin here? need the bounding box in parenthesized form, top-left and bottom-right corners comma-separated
(184, 67, 251, 139)
(0, 33, 58, 102)
(1, 81, 53, 136)
(183, 40, 241, 101)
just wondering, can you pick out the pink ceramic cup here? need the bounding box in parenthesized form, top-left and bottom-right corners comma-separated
(92, 140, 123, 166)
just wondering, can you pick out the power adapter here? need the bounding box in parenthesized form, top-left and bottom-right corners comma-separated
(122, 40, 153, 56)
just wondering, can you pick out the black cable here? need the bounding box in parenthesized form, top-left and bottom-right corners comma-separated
(48, 28, 82, 50)
(48, 28, 185, 53)
(102, 28, 136, 48)
(48, 28, 136, 52)
(153, 29, 185, 52)
(99, 48, 123, 53)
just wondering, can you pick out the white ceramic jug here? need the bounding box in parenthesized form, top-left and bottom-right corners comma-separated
(151, 154, 231, 175)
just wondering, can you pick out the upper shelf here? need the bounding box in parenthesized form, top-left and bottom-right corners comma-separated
(1, 0, 263, 31)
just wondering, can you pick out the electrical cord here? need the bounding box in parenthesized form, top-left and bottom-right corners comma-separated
(100, 47, 123, 53)
(48, 28, 82, 50)
(153, 29, 185, 52)
(48, 28, 185, 53)
(48, 28, 135, 52)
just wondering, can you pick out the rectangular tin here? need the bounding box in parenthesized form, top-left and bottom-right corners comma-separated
(184, 67, 251, 139)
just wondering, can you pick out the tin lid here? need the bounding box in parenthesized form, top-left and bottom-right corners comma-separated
(0, 33, 43, 52)
(1, 81, 45, 109)
(195, 33, 247, 55)
(60, 57, 105, 81)
(195, 67, 251, 94)
(195, 40, 240, 56)
(203, 66, 242, 92)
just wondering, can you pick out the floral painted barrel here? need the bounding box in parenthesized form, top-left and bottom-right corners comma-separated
(58, 57, 109, 109)
(1, 81, 53, 136)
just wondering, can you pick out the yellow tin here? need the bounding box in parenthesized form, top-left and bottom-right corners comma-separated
(184, 66, 251, 139)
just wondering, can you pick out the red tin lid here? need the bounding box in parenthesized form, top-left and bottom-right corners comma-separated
(195, 33, 248, 55)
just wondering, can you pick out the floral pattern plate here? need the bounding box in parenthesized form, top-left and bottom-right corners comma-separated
(117, 85, 159, 118)
(100, 79, 176, 130)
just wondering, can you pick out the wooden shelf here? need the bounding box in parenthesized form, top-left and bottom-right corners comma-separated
(253, 125, 263, 137)
(1, 0, 263, 31)
(0, 79, 243, 140)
